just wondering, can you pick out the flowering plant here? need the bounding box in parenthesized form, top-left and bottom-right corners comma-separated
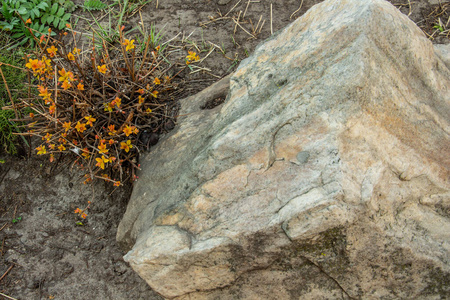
(16, 24, 201, 191)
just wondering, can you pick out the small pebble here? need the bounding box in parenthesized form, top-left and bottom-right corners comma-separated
(218, 0, 232, 5)
(296, 151, 310, 164)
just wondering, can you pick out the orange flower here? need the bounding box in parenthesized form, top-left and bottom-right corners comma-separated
(186, 51, 200, 64)
(49, 104, 56, 114)
(61, 80, 71, 90)
(123, 125, 133, 137)
(113, 181, 121, 187)
(49, 144, 56, 150)
(104, 102, 114, 112)
(153, 77, 161, 85)
(29, 112, 34, 118)
(150, 90, 158, 98)
(38, 85, 52, 103)
(146, 108, 152, 114)
(138, 95, 144, 104)
(26, 59, 44, 71)
(25, 18, 32, 24)
(47, 46, 58, 58)
(67, 52, 75, 61)
(58, 144, 66, 151)
(36, 145, 47, 155)
(49, 153, 55, 163)
(75, 121, 87, 133)
(123, 39, 135, 52)
(66, 23, 71, 29)
(137, 88, 145, 95)
(43, 133, 52, 142)
(58, 68, 74, 82)
(112, 97, 121, 108)
(74, 208, 82, 214)
(97, 64, 107, 74)
(95, 155, 110, 170)
(120, 140, 133, 153)
(80, 213, 87, 219)
(63, 121, 71, 132)
(73, 47, 81, 55)
(77, 83, 84, 90)
(98, 142, 108, 154)
(82, 148, 90, 159)
(107, 124, 116, 135)
(84, 115, 96, 127)
(108, 139, 115, 145)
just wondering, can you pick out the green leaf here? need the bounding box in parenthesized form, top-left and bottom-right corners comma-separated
(57, 7, 64, 17)
(37, 2, 48, 10)
(47, 15, 54, 24)
(53, 16, 59, 28)
(17, 7, 27, 15)
(62, 13, 71, 21)
(51, 3, 58, 14)
(12, 32, 24, 38)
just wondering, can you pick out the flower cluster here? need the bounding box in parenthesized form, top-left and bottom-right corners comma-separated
(19, 23, 201, 220)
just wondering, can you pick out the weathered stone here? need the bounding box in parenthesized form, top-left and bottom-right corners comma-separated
(117, 0, 450, 298)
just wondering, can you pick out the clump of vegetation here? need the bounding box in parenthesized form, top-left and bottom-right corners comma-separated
(0, 33, 29, 155)
(0, 0, 74, 47)
(83, 0, 107, 11)
(15, 23, 200, 191)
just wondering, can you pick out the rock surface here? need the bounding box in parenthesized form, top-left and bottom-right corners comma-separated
(117, 0, 450, 298)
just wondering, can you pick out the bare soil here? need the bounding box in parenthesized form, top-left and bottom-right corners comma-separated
(0, 0, 448, 299)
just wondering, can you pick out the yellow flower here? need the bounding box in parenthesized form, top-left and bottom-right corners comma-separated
(58, 68, 74, 82)
(67, 52, 75, 61)
(146, 108, 152, 114)
(120, 140, 133, 153)
(73, 47, 81, 55)
(108, 124, 116, 135)
(75, 121, 87, 133)
(84, 115, 96, 127)
(113, 97, 121, 108)
(61, 80, 71, 90)
(82, 148, 90, 159)
(150, 90, 158, 98)
(26, 59, 44, 72)
(63, 121, 71, 132)
(123, 125, 133, 137)
(98, 142, 108, 154)
(123, 39, 135, 52)
(95, 155, 110, 170)
(43, 133, 52, 142)
(97, 64, 107, 74)
(47, 46, 58, 57)
(58, 144, 66, 151)
(153, 77, 161, 85)
(36, 145, 47, 155)
(186, 51, 200, 64)
(138, 95, 144, 104)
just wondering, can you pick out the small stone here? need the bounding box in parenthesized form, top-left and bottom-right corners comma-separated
(218, 0, 232, 5)
(296, 151, 310, 164)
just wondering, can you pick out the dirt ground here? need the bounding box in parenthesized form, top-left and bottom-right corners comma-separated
(0, 0, 448, 299)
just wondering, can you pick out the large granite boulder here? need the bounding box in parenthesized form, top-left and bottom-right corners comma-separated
(117, 0, 450, 298)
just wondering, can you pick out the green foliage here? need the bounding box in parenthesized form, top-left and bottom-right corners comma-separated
(0, 0, 73, 47)
(0, 37, 27, 154)
(83, 0, 107, 11)
(12, 216, 22, 223)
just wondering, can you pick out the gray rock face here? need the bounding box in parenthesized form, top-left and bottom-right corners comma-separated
(117, 0, 450, 298)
